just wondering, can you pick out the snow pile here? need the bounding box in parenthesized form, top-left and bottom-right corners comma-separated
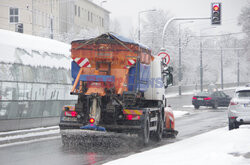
(0, 29, 71, 69)
(173, 111, 189, 118)
(106, 126, 250, 165)
(0, 129, 59, 141)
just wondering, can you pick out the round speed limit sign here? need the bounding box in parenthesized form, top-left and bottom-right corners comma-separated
(157, 52, 170, 64)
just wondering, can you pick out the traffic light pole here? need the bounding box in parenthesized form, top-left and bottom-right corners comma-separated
(161, 17, 211, 48)
(161, 17, 210, 95)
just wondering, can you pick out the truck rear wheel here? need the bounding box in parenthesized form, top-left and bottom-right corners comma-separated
(138, 114, 150, 145)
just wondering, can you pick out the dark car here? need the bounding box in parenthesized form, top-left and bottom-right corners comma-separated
(192, 91, 231, 109)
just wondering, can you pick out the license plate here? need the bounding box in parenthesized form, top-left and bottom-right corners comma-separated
(197, 98, 203, 100)
(62, 117, 78, 122)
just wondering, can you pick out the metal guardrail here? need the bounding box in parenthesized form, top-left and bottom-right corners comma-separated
(166, 82, 248, 94)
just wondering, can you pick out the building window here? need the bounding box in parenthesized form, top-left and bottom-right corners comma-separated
(88, 11, 90, 21)
(75, 5, 77, 16)
(9, 7, 19, 23)
(101, 18, 104, 27)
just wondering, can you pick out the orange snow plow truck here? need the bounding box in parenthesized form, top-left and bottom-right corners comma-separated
(59, 33, 177, 145)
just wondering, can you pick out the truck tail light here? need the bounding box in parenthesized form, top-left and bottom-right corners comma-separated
(126, 115, 140, 120)
(204, 97, 212, 100)
(64, 111, 77, 117)
(89, 118, 95, 124)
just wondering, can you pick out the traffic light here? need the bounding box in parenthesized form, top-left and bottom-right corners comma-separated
(15, 23, 23, 33)
(211, 3, 221, 25)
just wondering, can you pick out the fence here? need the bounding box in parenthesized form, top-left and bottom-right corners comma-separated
(0, 80, 77, 131)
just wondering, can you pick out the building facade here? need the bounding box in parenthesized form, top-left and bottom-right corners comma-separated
(0, 0, 109, 40)
(60, 0, 110, 35)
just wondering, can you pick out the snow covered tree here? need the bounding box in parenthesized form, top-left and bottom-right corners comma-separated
(109, 18, 122, 34)
(238, 2, 250, 39)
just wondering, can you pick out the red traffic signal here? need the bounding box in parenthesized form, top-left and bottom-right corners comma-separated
(89, 118, 95, 124)
(211, 3, 221, 25)
(213, 5, 219, 11)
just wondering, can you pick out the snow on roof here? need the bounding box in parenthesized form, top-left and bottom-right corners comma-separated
(0, 29, 71, 69)
(72, 32, 151, 51)
(110, 32, 151, 50)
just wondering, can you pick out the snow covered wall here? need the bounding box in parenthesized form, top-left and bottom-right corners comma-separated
(0, 29, 71, 69)
(0, 30, 77, 131)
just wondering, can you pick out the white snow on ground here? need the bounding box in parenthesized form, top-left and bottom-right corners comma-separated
(165, 91, 195, 98)
(182, 105, 194, 108)
(0, 29, 71, 69)
(0, 136, 60, 148)
(173, 111, 189, 118)
(0, 129, 59, 141)
(106, 126, 250, 165)
(0, 126, 59, 136)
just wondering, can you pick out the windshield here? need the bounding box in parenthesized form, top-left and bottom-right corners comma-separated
(236, 90, 250, 98)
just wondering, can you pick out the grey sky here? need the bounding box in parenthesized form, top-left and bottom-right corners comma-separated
(95, 0, 249, 37)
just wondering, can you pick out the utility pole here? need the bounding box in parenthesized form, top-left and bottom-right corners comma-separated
(178, 29, 182, 95)
(237, 49, 240, 86)
(32, 0, 34, 35)
(177, 21, 193, 95)
(200, 41, 203, 92)
(199, 27, 216, 92)
(50, 0, 53, 39)
(220, 47, 223, 89)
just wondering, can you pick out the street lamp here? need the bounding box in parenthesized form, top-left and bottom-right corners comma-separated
(100, 0, 107, 7)
(178, 21, 193, 95)
(199, 27, 216, 91)
(138, 9, 156, 43)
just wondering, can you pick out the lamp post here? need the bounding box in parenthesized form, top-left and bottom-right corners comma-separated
(221, 46, 223, 89)
(178, 21, 193, 95)
(100, 0, 107, 7)
(138, 9, 156, 43)
(199, 27, 216, 91)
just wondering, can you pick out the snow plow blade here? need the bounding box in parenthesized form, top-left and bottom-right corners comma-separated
(60, 129, 138, 148)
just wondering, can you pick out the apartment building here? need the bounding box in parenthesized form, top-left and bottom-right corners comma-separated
(60, 0, 110, 35)
(0, 0, 109, 40)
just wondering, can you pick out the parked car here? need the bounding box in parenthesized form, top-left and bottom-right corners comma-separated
(192, 90, 231, 109)
(228, 86, 250, 130)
